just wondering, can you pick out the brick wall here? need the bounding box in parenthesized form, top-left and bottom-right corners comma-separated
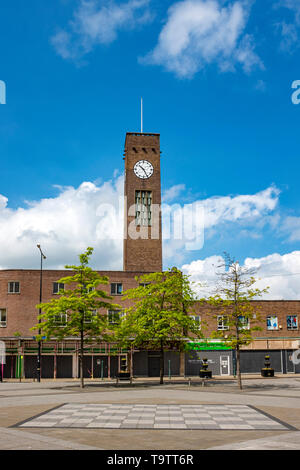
(123, 133, 162, 272)
(1, 270, 300, 344)
(0, 269, 149, 337)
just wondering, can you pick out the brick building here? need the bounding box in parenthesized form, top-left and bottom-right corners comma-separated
(1, 131, 300, 378)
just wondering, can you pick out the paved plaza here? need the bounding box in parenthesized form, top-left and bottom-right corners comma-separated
(16, 403, 290, 431)
(1, 375, 300, 450)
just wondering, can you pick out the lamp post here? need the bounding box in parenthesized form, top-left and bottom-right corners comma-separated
(37, 244, 46, 382)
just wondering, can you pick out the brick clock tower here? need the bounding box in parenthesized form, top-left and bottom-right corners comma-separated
(123, 132, 162, 272)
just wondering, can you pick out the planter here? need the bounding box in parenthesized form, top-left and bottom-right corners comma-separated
(199, 370, 212, 378)
(199, 357, 212, 379)
(261, 368, 274, 377)
(261, 355, 275, 377)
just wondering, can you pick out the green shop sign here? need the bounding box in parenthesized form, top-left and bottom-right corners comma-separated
(186, 342, 231, 351)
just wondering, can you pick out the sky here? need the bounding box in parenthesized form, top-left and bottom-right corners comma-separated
(1, 0, 300, 299)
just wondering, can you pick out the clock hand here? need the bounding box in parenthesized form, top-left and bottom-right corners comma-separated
(139, 164, 148, 178)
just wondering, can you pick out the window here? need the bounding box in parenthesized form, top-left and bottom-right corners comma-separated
(8, 282, 20, 294)
(191, 315, 201, 330)
(139, 283, 150, 288)
(53, 282, 64, 294)
(0, 309, 7, 327)
(135, 190, 152, 226)
(54, 313, 67, 326)
(84, 309, 98, 323)
(267, 316, 278, 330)
(82, 283, 95, 294)
(217, 315, 229, 330)
(287, 315, 298, 330)
(238, 316, 250, 330)
(108, 310, 125, 325)
(110, 283, 123, 295)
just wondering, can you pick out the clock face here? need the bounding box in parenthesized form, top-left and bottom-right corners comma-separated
(134, 160, 154, 179)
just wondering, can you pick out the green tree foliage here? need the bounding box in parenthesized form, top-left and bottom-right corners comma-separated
(115, 268, 204, 384)
(32, 247, 119, 388)
(205, 253, 269, 390)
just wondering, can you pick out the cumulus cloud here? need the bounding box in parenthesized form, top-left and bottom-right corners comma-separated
(0, 177, 280, 270)
(141, 0, 263, 78)
(162, 184, 186, 202)
(182, 251, 300, 299)
(51, 0, 152, 60)
(162, 184, 280, 263)
(0, 177, 124, 270)
(274, 0, 300, 52)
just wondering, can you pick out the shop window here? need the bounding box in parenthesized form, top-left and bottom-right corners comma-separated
(267, 316, 278, 330)
(287, 315, 298, 330)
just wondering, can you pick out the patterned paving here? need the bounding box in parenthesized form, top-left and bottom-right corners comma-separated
(16, 404, 291, 430)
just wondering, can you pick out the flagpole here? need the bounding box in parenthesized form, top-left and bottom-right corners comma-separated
(141, 97, 143, 133)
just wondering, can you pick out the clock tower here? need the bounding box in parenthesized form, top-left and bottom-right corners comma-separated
(123, 132, 162, 272)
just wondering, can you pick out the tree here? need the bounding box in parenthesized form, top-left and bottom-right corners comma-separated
(32, 247, 119, 388)
(205, 252, 269, 390)
(115, 268, 204, 384)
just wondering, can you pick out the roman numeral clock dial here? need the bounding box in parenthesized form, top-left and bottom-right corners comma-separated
(134, 160, 154, 179)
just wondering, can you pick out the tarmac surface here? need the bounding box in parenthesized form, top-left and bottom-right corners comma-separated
(1, 374, 300, 451)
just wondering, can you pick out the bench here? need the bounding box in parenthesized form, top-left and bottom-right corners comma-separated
(115, 372, 133, 385)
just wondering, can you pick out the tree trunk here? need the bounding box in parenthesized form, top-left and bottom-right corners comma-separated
(236, 346, 242, 390)
(80, 328, 84, 389)
(160, 341, 164, 385)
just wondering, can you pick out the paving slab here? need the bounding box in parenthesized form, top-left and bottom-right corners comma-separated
(15, 403, 292, 431)
(1, 377, 300, 450)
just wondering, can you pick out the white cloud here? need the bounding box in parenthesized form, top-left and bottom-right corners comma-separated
(51, 0, 152, 60)
(182, 251, 300, 299)
(255, 79, 266, 92)
(162, 184, 186, 202)
(274, 0, 300, 52)
(162, 185, 280, 263)
(141, 0, 263, 78)
(199, 186, 280, 228)
(0, 177, 124, 270)
(280, 216, 300, 242)
(0, 178, 280, 271)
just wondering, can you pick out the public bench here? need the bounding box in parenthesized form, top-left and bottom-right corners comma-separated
(115, 372, 133, 385)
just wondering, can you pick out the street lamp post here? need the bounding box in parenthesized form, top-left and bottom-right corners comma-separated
(37, 244, 46, 382)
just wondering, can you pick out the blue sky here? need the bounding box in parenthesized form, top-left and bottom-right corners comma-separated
(1, 0, 300, 298)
